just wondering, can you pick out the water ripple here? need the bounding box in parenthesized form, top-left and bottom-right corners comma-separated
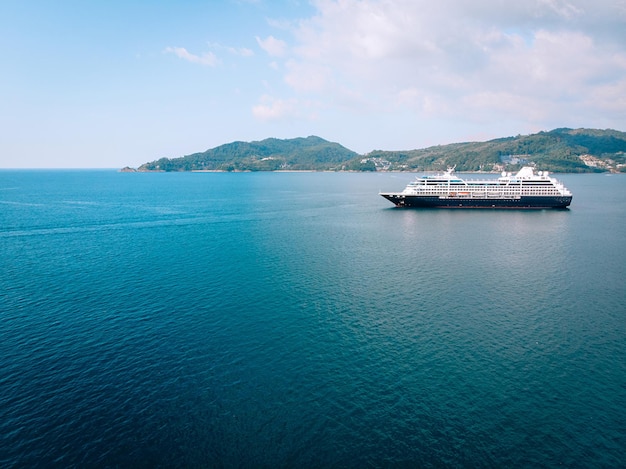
(0, 171, 624, 467)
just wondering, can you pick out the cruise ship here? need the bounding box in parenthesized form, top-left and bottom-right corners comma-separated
(380, 167, 573, 209)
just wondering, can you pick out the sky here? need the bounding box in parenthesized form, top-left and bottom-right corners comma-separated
(1, 0, 626, 168)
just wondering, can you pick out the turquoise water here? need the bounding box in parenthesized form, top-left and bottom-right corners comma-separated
(1, 170, 625, 467)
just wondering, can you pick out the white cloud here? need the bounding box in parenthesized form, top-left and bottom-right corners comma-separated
(207, 41, 254, 57)
(256, 35, 288, 57)
(252, 95, 298, 120)
(284, 60, 333, 93)
(231, 47, 254, 57)
(537, 0, 583, 19)
(586, 79, 626, 115)
(257, 0, 626, 134)
(164, 46, 218, 66)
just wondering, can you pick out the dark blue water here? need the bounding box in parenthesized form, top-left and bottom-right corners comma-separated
(1, 170, 625, 468)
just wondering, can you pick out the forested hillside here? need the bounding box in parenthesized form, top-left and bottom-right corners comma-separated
(138, 136, 360, 172)
(365, 128, 626, 172)
(134, 128, 626, 173)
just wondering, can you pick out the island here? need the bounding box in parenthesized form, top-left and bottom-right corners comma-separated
(127, 128, 626, 173)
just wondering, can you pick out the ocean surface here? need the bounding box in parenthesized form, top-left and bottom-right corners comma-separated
(1, 170, 625, 468)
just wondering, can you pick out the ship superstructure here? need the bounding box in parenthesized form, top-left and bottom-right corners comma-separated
(380, 167, 572, 209)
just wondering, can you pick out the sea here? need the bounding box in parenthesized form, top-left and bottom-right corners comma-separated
(1, 170, 624, 468)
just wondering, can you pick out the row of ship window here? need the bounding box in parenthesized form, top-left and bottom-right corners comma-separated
(419, 182, 554, 186)
(409, 188, 559, 194)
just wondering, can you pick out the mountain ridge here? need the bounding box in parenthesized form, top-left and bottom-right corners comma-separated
(132, 128, 626, 173)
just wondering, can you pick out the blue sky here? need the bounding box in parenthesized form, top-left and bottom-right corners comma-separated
(2, 0, 625, 168)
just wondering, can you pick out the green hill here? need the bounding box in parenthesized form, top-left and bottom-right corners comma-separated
(365, 128, 626, 172)
(137, 136, 361, 172)
(135, 128, 626, 173)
